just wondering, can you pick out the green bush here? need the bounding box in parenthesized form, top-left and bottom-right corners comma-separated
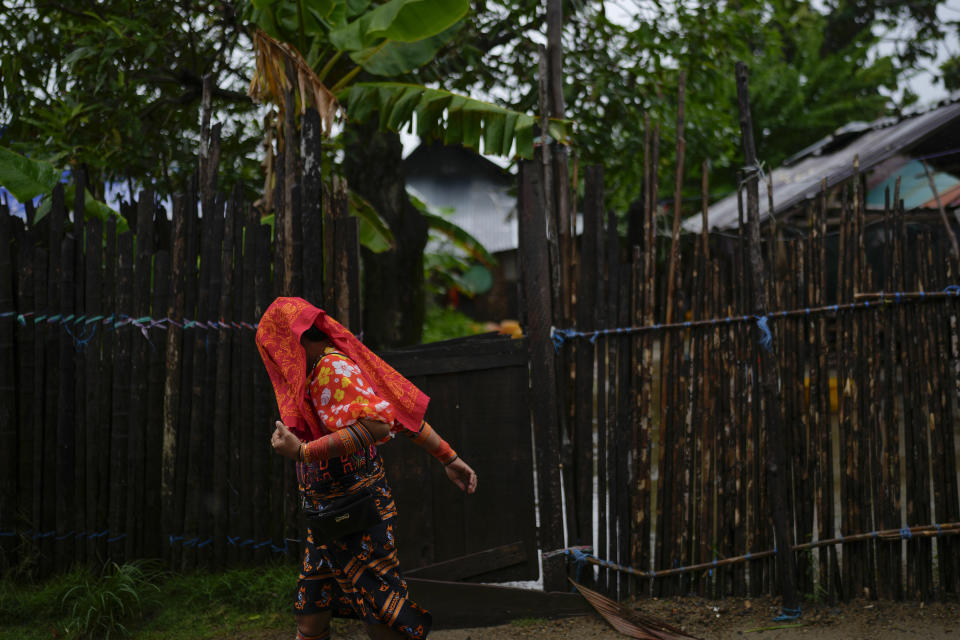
(60, 560, 163, 639)
(422, 304, 485, 343)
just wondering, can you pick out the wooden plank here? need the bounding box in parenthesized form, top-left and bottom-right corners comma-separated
(162, 195, 186, 566)
(71, 172, 86, 566)
(228, 192, 245, 566)
(253, 220, 274, 562)
(14, 222, 35, 560)
(300, 107, 325, 306)
(127, 191, 154, 558)
(41, 185, 64, 573)
(381, 336, 527, 377)
(518, 160, 565, 591)
(0, 199, 16, 560)
(406, 542, 527, 581)
(202, 195, 225, 567)
(55, 235, 76, 566)
(147, 247, 169, 559)
(109, 230, 134, 562)
(83, 215, 102, 563)
(406, 579, 591, 629)
(458, 365, 537, 582)
(32, 245, 50, 573)
(735, 62, 797, 608)
(173, 181, 199, 569)
(622, 256, 640, 598)
(213, 193, 236, 566)
(0, 198, 20, 562)
(571, 166, 602, 552)
(240, 201, 259, 564)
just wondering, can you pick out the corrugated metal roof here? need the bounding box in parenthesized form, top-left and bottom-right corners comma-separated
(684, 100, 960, 232)
(865, 159, 960, 210)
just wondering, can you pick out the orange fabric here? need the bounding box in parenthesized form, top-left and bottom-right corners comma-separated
(307, 352, 397, 431)
(255, 297, 429, 441)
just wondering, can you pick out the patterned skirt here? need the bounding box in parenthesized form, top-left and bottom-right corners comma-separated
(295, 454, 432, 639)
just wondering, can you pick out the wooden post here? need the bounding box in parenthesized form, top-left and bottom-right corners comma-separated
(734, 61, 798, 610)
(110, 230, 134, 563)
(573, 166, 603, 550)
(282, 76, 299, 295)
(519, 160, 566, 592)
(213, 193, 236, 566)
(162, 195, 187, 563)
(301, 107, 325, 306)
(127, 191, 154, 558)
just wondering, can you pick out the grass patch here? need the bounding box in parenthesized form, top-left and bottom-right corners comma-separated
(0, 561, 301, 640)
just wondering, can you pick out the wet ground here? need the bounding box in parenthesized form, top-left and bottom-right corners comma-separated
(246, 595, 958, 639)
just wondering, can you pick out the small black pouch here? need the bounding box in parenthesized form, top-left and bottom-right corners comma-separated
(303, 488, 380, 546)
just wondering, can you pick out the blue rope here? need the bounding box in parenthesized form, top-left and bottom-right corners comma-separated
(63, 320, 96, 351)
(901, 527, 912, 539)
(3, 528, 293, 554)
(566, 547, 591, 585)
(754, 315, 773, 352)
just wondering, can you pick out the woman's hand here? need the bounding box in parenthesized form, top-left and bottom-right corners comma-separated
(271, 421, 301, 460)
(444, 457, 478, 494)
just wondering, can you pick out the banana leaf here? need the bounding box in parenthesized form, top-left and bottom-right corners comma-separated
(341, 82, 571, 159)
(0, 146, 61, 203)
(329, 0, 468, 51)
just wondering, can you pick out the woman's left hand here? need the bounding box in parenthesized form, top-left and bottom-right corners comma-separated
(444, 457, 478, 494)
(271, 421, 302, 460)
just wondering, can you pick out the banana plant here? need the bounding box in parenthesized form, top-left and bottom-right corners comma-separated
(245, 0, 571, 158)
(0, 146, 127, 230)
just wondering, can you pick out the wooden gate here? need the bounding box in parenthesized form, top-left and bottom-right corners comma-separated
(379, 333, 539, 583)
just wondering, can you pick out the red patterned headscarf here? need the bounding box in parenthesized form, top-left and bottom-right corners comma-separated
(255, 297, 429, 441)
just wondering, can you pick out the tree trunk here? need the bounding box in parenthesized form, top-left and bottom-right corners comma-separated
(344, 122, 427, 349)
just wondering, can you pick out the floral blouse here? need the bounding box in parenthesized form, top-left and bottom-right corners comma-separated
(306, 347, 398, 433)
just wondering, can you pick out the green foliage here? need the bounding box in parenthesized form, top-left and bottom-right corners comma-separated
(409, 193, 496, 267)
(60, 561, 163, 639)
(1, 1, 260, 197)
(942, 55, 960, 92)
(0, 562, 300, 640)
(341, 82, 569, 159)
(434, 0, 940, 213)
(0, 146, 62, 202)
(422, 303, 485, 343)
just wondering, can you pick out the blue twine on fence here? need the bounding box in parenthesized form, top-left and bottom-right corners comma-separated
(0, 310, 261, 341)
(565, 547, 591, 586)
(754, 315, 773, 352)
(64, 319, 96, 351)
(2, 528, 293, 554)
(901, 528, 913, 539)
(935, 524, 943, 536)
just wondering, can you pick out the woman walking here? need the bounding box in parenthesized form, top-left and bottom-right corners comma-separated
(256, 297, 477, 640)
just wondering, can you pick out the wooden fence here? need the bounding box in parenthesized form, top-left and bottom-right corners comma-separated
(0, 93, 544, 586)
(521, 153, 960, 602)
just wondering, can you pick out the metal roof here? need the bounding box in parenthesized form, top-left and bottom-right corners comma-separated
(684, 100, 960, 232)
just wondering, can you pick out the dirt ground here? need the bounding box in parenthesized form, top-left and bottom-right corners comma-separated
(250, 596, 959, 639)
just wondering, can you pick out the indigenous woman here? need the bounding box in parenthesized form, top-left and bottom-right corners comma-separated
(256, 297, 477, 640)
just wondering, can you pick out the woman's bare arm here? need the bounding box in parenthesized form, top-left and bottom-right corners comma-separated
(404, 422, 478, 494)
